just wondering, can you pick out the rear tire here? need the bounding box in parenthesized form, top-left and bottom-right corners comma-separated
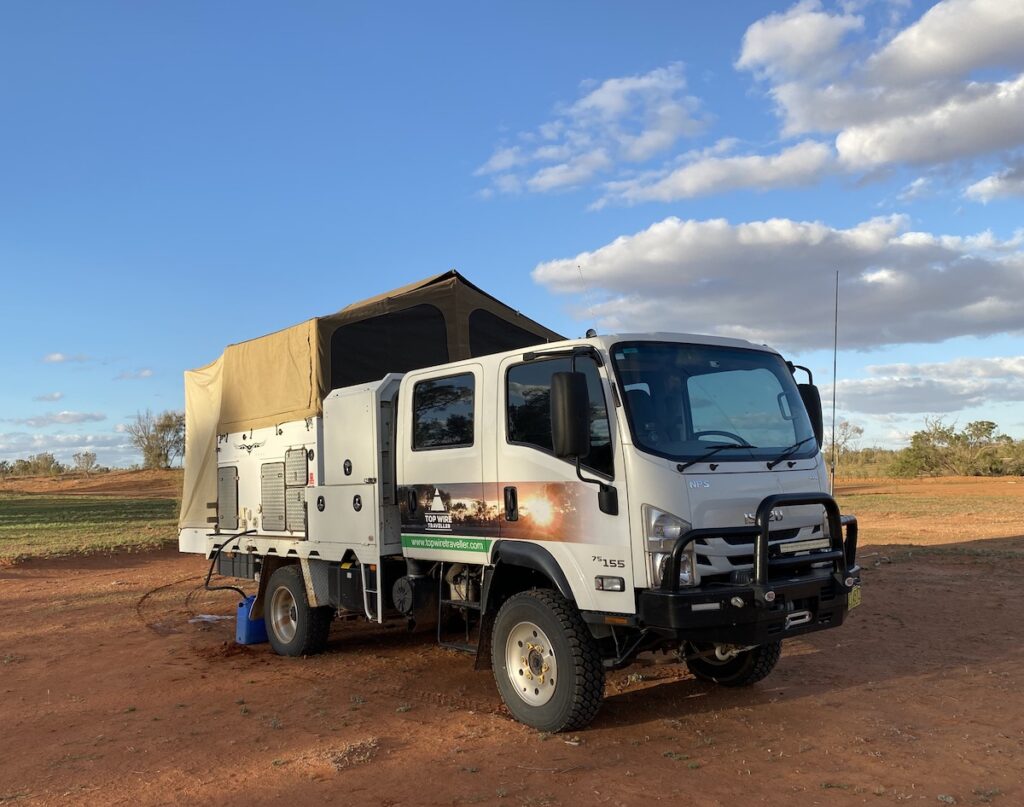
(491, 589, 604, 732)
(685, 641, 781, 687)
(265, 565, 333, 657)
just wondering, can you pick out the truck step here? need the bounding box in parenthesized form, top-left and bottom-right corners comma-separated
(440, 598, 481, 611)
(439, 640, 478, 654)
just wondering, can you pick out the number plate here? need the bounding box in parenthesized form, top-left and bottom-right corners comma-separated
(848, 585, 862, 610)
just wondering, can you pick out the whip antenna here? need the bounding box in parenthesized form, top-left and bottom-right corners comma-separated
(830, 270, 839, 493)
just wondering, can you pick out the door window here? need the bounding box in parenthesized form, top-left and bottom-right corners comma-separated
(506, 357, 613, 477)
(412, 373, 475, 449)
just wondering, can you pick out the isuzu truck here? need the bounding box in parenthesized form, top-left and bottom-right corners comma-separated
(178, 272, 860, 732)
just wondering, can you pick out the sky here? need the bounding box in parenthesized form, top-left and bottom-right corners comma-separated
(1, 0, 1023, 466)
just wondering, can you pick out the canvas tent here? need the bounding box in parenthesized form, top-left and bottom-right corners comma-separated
(179, 271, 564, 530)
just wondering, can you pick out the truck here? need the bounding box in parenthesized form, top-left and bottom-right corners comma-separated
(178, 271, 861, 732)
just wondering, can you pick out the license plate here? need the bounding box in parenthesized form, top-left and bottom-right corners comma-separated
(848, 585, 862, 610)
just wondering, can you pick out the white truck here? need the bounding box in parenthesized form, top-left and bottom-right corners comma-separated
(178, 272, 861, 732)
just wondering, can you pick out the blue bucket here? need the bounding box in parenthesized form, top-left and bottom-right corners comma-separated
(236, 594, 268, 645)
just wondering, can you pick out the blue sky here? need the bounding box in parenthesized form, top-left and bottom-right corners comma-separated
(2, 0, 1023, 465)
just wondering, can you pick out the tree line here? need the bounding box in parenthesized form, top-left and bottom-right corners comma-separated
(0, 409, 184, 478)
(828, 418, 1024, 478)
(2, 410, 1021, 480)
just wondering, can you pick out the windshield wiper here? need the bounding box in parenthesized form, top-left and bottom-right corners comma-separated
(766, 436, 817, 469)
(676, 443, 756, 472)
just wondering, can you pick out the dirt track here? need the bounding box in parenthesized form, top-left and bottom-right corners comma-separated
(2, 529, 1022, 806)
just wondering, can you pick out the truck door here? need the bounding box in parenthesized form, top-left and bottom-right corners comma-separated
(397, 364, 494, 563)
(497, 353, 634, 613)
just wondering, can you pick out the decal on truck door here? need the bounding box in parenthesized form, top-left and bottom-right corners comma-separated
(400, 481, 603, 544)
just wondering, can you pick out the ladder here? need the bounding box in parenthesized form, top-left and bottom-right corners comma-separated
(437, 561, 482, 653)
(361, 562, 383, 623)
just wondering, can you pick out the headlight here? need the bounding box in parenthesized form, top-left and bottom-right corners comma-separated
(643, 505, 696, 587)
(650, 551, 694, 587)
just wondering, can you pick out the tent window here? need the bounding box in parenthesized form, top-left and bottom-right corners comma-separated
(330, 304, 448, 390)
(469, 308, 548, 358)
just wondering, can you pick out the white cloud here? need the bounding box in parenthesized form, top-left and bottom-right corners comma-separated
(866, 0, 1024, 85)
(526, 149, 612, 192)
(532, 214, 1024, 350)
(42, 352, 89, 363)
(115, 368, 155, 381)
(737, 0, 864, 78)
(9, 411, 107, 428)
(600, 140, 834, 205)
(965, 159, 1024, 201)
(739, 0, 1024, 173)
(33, 392, 64, 402)
(896, 176, 930, 202)
(836, 74, 1024, 168)
(835, 356, 1024, 414)
(476, 63, 705, 195)
(0, 431, 137, 465)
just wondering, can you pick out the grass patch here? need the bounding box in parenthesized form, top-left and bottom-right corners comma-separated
(0, 493, 178, 562)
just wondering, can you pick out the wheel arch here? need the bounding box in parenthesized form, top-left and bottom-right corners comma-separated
(250, 555, 299, 620)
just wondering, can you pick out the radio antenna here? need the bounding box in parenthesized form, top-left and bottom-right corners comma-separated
(830, 270, 839, 494)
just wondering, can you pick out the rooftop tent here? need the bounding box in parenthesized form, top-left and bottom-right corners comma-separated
(179, 271, 564, 530)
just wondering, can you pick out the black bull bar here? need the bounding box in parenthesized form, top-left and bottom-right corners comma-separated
(660, 492, 859, 603)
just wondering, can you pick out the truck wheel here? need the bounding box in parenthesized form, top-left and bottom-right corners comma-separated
(491, 589, 604, 732)
(265, 565, 333, 657)
(685, 641, 781, 687)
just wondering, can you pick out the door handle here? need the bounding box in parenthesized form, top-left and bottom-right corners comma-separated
(407, 488, 418, 513)
(504, 486, 518, 521)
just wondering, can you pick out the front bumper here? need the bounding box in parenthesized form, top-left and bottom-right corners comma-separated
(638, 492, 860, 645)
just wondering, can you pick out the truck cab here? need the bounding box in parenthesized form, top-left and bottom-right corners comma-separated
(368, 333, 858, 729)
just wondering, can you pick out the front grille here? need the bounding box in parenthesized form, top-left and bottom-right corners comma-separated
(695, 524, 829, 576)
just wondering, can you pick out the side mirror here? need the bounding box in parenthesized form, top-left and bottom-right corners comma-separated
(551, 372, 591, 458)
(798, 383, 824, 448)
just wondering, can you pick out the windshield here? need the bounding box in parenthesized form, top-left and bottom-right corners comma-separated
(611, 341, 817, 463)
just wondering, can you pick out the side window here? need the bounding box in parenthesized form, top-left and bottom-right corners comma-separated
(507, 357, 613, 477)
(412, 373, 475, 449)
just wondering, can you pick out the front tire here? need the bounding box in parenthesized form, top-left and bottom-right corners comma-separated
(491, 589, 604, 732)
(265, 565, 333, 657)
(685, 641, 782, 686)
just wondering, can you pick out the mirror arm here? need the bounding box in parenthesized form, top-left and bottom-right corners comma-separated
(568, 349, 618, 515)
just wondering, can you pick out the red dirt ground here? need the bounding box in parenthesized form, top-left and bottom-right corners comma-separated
(1, 478, 1022, 806)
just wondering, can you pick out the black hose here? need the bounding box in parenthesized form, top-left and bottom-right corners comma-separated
(203, 529, 257, 601)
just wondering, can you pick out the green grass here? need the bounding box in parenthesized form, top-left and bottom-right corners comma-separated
(0, 493, 178, 562)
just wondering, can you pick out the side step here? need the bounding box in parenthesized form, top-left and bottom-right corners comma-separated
(437, 563, 483, 654)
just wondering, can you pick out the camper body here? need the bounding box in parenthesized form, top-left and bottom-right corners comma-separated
(180, 330, 861, 732)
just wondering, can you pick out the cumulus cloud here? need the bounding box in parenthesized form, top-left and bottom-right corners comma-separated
(532, 214, 1024, 351)
(599, 140, 834, 205)
(0, 431, 136, 464)
(866, 0, 1024, 85)
(33, 392, 64, 402)
(115, 368, 154, 381)
(737, 0, 864, 79)
(42, 352, 89, 363)
(476, 63, 705, 195)
(8, 411, 107, 428)
(835, 356, 1024, 414)
(740, 0, 1024, 171)
(965, 158, 1024, 201)
(836, 74, 1024, 168)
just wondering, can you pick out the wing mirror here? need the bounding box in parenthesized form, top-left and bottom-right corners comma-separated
(550, 371, 591, 459)
(798, 383, 824, 448)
